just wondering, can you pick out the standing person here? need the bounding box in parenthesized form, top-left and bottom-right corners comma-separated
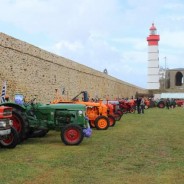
(166, 98, 170, 109)
(170, 98, 176, 108)
(136, 97, 141, 114)
(140, 97, 145, 114)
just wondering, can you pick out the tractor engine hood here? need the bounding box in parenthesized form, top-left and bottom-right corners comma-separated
(36, 103, 86, 111)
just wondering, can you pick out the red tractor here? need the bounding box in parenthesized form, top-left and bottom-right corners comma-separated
(0, 106, 19, 148)
(119, 99, 136, 113)
(103, 100, 122, 121)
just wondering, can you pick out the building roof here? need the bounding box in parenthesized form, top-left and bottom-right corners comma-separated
(161, 93, 184, 99)
(168, 68, 184, 71)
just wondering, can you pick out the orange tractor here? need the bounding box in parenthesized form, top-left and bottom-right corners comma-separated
(51, 90, 116, 130)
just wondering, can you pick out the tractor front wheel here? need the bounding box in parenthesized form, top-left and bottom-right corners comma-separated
(61, 124, 84, 145)
(94, 116, 110, 130)
(0, 127, 19, 148)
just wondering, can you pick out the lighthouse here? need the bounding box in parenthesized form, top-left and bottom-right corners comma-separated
(147, 23, 160, 89)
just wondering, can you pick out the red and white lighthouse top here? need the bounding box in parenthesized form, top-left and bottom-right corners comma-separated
(150, 23, 157, 31)
(147, 23, 160, 46)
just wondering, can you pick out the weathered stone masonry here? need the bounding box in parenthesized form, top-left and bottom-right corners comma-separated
(0, 33, 146, 103)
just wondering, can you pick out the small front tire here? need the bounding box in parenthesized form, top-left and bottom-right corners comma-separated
(0, 127, 19, 149)
(61, 124, 84, 145)
(94, 116, 110, 130)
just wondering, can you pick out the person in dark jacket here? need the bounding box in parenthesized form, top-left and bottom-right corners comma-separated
(136, 97, 141, 114)
(166, 98, 170, 109)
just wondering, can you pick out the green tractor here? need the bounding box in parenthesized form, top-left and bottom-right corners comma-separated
(0, 94, 92, 145)
(156, 98, 176, 109)
(156, 99, 166, 108)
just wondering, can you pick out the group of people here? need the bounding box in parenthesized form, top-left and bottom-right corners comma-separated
(136, 96, 145, 114)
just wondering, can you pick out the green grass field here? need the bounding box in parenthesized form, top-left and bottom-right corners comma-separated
(0, 107, 184, 184)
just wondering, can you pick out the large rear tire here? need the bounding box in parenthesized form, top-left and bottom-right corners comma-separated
(114, 112, 122, 121)
(94, 116, 110, 130)
(117, 109, 123, 116)
(10, 108, 29, 141)
(89, 120, 95, 128)
(0, 127, 19, 148)
(108, 115, 116, 127)
(157, 101, 165, 108)
(61, 124, 84, 145)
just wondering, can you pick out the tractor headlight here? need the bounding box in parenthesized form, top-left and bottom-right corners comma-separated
(78, 110, 83, 116)
(0, 121, 6, 128)
(9, 120, 13, 126)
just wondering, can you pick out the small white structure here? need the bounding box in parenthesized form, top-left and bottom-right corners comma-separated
(160, 93, 184, 99)
(147, 23, 160, 89)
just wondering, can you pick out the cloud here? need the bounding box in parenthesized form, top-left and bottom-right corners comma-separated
(1, 0, 184, 89)
(54, 40, 84, 54)
(163, 2, 184, 10)
(161, 31, 184, 49)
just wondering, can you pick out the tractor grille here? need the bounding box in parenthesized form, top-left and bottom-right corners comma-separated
(3, 109, 12, 117)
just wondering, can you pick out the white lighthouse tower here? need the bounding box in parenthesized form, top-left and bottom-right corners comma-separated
(147, 23, 160, 89)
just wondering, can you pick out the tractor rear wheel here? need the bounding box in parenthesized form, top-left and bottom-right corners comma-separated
(114, 112, 122, 121)
(89, 120, 95, 128)
(94, 116, 110, 130)
(10, 108, 29, 141)
(117, 109, 123, 116)
(0, 127, 19, 148)
(157, 101, 165, 108)
(108, 115, 116, 127)
(61, 124, 84, 145)
(122, 109, 127, 114)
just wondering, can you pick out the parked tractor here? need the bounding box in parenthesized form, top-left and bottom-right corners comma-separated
(0, 106, 19, 148)
(119, 99, 136, 113)
(175, 99, 184, 107)
(156, 98, 176, 109)
(103, 100, 122, 121)
(1, 94, 92, 145)
(52, 90, 113, 130)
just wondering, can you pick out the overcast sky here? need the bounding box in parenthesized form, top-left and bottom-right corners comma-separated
(1, 0, 184, 88)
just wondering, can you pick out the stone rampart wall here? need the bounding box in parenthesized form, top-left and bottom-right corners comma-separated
(0, 33, 146, 103)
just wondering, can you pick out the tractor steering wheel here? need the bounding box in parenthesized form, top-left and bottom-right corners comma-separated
(24, 98, 36, 106)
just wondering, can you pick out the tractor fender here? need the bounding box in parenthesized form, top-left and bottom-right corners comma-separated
(0, 102, 26, 112)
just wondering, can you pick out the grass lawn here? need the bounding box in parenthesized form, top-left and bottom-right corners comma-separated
(0, 107, 184, 184)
